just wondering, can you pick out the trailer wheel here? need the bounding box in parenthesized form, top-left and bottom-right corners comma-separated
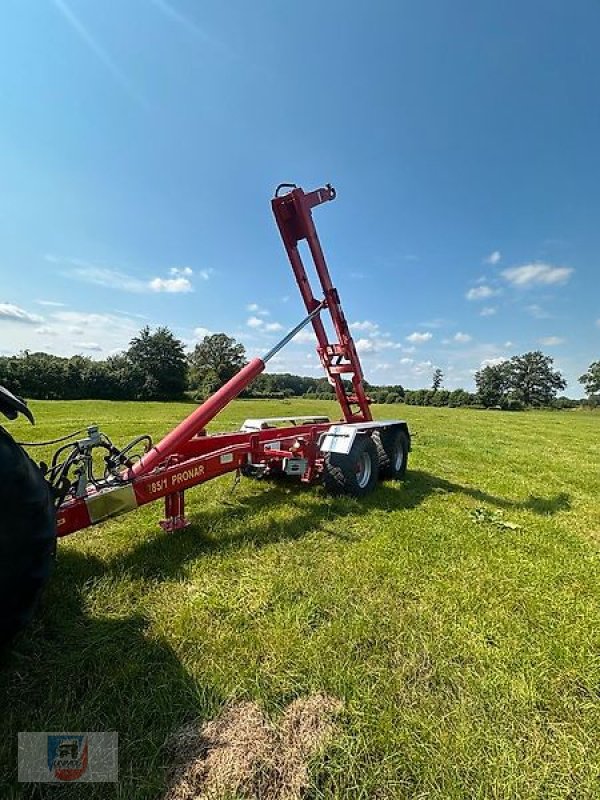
(323, 435, 379, 497)
(373, 428, 409, 480)
(0, 427, 56, 647)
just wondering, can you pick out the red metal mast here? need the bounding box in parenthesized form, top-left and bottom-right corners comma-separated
(271, 184, 372, 423)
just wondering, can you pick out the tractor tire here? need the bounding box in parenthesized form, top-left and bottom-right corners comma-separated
(323, 435, 379, 497)
(373, 427, 409, 480)
(0, 426, 56, 647)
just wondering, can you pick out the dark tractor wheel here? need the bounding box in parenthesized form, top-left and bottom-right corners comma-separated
(0, 427, 56, 647)
(373, 427, 409, 480)
(323, 435, 379, 497)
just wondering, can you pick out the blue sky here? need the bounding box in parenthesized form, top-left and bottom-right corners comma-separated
(0, 0, 598, 394)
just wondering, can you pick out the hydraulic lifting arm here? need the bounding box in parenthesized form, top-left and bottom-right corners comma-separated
(272, 184, 372, 423)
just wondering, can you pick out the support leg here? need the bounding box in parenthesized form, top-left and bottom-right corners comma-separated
(160, 491, 189, 532)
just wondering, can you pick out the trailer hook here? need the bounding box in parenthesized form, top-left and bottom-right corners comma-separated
(274, 183, 297, 197)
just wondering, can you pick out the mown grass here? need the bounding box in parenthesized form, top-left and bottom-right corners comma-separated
(1, 399, 599, 799)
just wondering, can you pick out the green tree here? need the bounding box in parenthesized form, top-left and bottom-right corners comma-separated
(189, 334, 246, 389)
(579, 361, 600, 396)
(474, 361, 510, 407)
(448, 388, 473, 407)
(508, 351, 566, 407)
(126, 326, 187, 400)
(432, 368, 444, 391)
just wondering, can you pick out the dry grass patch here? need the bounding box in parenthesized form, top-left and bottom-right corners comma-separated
(164, 694, 343, 800)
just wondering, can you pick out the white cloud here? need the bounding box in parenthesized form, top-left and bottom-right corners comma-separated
(246, 316, 284, 333)
(68, 264, 149, 292)
(0, 309, 141, 358)
(351, 320, 379, 333)
(149, 276, 192, 293)
(246, 303, 269, 316)
(539, 336, 565, 346)
(355, 338, 377, 354)
(73, 341, 102, 351)
(291, 329, 317, 344)
(193, 326, 212, 339)
(481, 356, 508, 368)
(58, 257, 204, 293)
(113, 309, 149, 320)
(355, 334, 404, 354)
(504, 341, 514, 348)
(454, 332, 472, 343)
(418, 318, 447, 329)
(413, 360, 433, 373)
(466, 285, 498, 301)
(400, 357, 414, 365)
(52, 311, 108, 326)
(0, 303, 44, 324)
(485, 250, 501, 265)
(35, 299, 66, 307)
(502, 262, 573, 287)
(525, 304, 551, 319)
(480, 306, 497, 317)
(406, 331, 433, 343)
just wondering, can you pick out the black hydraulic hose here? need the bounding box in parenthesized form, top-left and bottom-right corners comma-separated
(16, 428, 87, 447)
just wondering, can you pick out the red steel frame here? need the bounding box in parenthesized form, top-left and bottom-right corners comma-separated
(55, 184, 372, 538)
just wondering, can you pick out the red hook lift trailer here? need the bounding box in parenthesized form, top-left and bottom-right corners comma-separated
(0, 183, 410, 644)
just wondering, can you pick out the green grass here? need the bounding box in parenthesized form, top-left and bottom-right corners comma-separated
(1, 399, 599, 799)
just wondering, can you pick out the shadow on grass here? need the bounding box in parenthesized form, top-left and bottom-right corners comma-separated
(112, 469, 570, 582)
(401, 470, 571, 516)
(0, 549, 217, 799)
(0, 471, 572, 796)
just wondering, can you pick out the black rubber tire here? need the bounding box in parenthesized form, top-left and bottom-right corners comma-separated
(0, 426, 56, 647)
(323, 435, 379, 497)
(373, 428, 409, 480)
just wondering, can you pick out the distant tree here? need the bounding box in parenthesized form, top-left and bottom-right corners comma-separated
(432, 368, 444, 391)
(552, 396, 580, 410)
(432, 389, 450, 407)
(579, 361, 600, 396)
(508, 351, 566, 407)
(474, 362, 510, 407)
(189, 334, 246, 390)
(126, 326, 187, 400)
(448, 388, 473, 407)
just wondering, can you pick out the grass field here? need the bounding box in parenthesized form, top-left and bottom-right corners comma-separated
(1, 399, 599, 799)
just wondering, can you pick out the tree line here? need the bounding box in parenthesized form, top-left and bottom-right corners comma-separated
(1, 326, 598, 409)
